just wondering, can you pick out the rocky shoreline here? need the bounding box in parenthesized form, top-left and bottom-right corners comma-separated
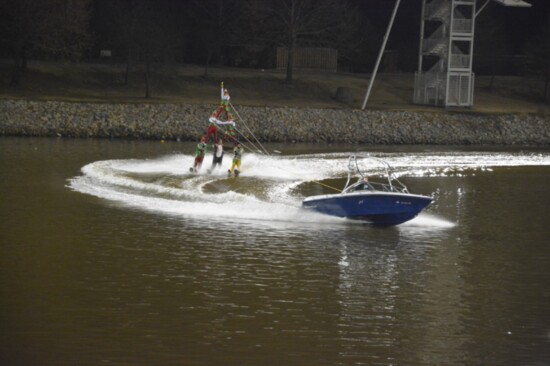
(1, 99, 549, 145)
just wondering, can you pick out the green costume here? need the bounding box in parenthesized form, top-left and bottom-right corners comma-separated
(195, 142, 206, 157)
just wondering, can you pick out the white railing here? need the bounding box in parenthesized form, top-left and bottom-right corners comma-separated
(414, 71, 446, 106)
(425, 0, 450, 20)
(450, 54, 470, 69)
(423, 25, 447, 54)
(447, 72, 475, 106)
(428, 59, 446, 73)
(452, 19, 473, 34)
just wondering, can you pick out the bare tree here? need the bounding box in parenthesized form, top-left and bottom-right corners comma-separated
(243, 0, 359, 83)
(0, 0, 91, 87)
(37, 0, 91, 59)
(101, 0, 183, 98)
(192, 0, 240, 77)
(474, 12, 507, 91)
(525, 16, 550, 102)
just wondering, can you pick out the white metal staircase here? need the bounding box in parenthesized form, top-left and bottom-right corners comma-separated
(414, 0, 476, 107)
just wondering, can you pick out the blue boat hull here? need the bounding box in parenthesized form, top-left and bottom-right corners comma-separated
(302, 192, 432, 225)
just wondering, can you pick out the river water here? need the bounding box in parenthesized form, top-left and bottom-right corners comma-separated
(1, 137, 549, 366)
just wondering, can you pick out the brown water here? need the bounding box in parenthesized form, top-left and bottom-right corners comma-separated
(1, 137, 549, 366)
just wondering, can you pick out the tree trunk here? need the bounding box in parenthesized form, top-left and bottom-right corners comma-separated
(489, 50, 498, 91)
(216, 0, 223, 66)
(145, 53, 151, 98)
(285, 37, 295, 84)
(21, 46, 27, 71)
(124, 56, 130, 86)
(489, 54, 496, 91)
(9, 61, 21, 87)
(124, 48, 132, 85)
(9, 47, 23, 88)
(544, 77, 549, 102)
(204, 49, 212, 78)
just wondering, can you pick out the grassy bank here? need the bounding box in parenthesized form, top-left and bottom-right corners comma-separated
(1, 60, 549, 115)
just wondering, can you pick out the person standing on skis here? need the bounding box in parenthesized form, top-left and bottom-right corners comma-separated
(208, 138, 224, 172)
(228, 143, 243, 176)
(212, 82, 230, 120)
(191, 136, 207, 173)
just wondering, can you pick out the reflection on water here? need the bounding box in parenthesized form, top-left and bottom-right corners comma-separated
(1, 137, 550, 365)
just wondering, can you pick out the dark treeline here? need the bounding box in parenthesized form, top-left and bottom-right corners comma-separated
(1, 0, 549, 94)
(91, 0, 363, 84)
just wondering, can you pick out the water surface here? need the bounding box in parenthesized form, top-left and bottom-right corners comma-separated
(1, 137, 549, 365)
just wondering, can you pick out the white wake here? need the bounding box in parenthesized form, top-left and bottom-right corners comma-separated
(68, 150, 550, 227)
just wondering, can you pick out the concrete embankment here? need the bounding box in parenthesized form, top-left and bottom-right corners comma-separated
(1, 99, 549, 145)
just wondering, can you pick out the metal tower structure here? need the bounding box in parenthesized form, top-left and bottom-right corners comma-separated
(361, 0, 531, 110)
(413, 0, 531, 108)
(414, 0, 476, 107)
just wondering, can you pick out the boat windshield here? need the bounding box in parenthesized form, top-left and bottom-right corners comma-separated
(349, 182, 371, 191)
(342, 155, 409, 194)
(345, 180, 406, 194)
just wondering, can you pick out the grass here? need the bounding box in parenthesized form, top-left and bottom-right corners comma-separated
(0, 59, 549, 114)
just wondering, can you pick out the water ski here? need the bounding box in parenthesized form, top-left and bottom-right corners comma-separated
(227, 169, 240, 177)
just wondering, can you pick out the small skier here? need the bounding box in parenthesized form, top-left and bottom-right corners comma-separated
(208, 138, 224, 173)
(212, 82, 230, 120)
(228, 143, 243, 177)
(190, 136, 207, 173)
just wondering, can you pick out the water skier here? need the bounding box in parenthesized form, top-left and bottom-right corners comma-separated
(209, 139, 224, 172)
(191, 136, 207, 173)
(205, 115, 219, 144)
(212, 82, 231, 120)
(228, 143, 243, 176)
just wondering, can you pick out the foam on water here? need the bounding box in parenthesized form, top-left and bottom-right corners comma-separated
(400, 213, 457, 228)
(68, 150, 550, 228)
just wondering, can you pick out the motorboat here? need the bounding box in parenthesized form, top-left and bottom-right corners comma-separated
(302, 156, 433, 225)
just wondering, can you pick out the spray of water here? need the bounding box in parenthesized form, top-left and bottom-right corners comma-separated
(68, 151, 550, 228)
